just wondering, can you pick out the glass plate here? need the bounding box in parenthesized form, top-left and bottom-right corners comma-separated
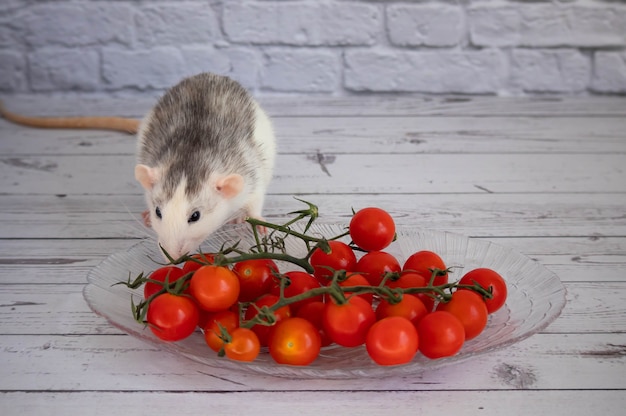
(84, 223, 566, 379)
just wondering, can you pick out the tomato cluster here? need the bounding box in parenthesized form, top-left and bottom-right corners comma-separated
(136, 206, 508, 367)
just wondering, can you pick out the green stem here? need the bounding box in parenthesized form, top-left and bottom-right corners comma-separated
(246, 217, 329, 244)
(121, 198, 496, 335)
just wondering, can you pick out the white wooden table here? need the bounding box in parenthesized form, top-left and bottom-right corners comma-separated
(1, 95, 625, 415)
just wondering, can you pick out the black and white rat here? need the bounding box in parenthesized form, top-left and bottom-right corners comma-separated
(1, 73, 277, 259)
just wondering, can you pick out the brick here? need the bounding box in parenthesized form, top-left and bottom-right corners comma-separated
(511, 49, 590, 93)
(387, 5, 464, 47)
(18, 2, 134, 47)
(224, 2, 380, 46)
(469, 4, 626, 47)
(102, 48, 186, 90)
(344, 50, 504, 94)
(261, 49, 339, 92)
(136, 3, 220, 47)
(0, 0, 28, 13)
(180, 46, 260, 89)
(0, 50, 27, 91)
(0, 16, 22, 49)
(592, 52, 626, 93)
(29, 48, 100, 92)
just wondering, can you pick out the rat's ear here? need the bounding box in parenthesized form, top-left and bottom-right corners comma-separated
(135, 164, 160, 190)
(215, 174, 244, 199)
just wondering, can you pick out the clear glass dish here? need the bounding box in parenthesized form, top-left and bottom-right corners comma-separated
(84, 223, 566, 379)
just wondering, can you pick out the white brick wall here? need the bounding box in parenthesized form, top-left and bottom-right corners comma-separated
(0, 0, 624, 96)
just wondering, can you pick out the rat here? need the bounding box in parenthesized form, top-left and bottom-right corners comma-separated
(0, 73, 276, 259)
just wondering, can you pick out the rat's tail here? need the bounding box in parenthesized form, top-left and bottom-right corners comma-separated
(0, 100, 140, 134)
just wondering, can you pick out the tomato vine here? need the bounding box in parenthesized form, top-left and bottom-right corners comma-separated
(116, 198, 502, 365)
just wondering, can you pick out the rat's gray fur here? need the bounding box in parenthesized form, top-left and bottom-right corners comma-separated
(137, 73, 265, 202)
(135, 72, 276, 258)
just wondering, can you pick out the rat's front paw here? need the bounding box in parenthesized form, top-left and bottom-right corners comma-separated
(228, 215, 247, 224)
(247, 215, 268, 234)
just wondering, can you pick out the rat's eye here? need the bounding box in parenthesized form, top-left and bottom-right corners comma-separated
(188, 211, 201, 223)
(155, 207, 162, 219)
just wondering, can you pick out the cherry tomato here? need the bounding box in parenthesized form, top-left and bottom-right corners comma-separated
(309, 240, 357, 283)
(244, 294, 291, 346)
(143, 266, 186, 299)
(269, 317, 322, 366)
(296, 301, 333, 346)
(232, 259, 278, 302)
(338, 273, 374, 304)
(223, 327, 261, 362)
(349, 207, 396, 252)
(146, 293, 200, 341)
(402, 250, 449, 286)
(384, 271, 435, 311)
(203, 310, 239, 352)
(355, 251, 401, 286)
(458, 268, 508, 314)
(366, 316, 419, 366)
(437, 290, 489, 340)
(189, 265, 240, 312)
(417, 311, 465, 359)
(271, 271, 322, 314)
(182, 252, 216, 274)
(385, 272, 427, 290)
(376, 293, 429, 328)
(322, 296, 376, 347)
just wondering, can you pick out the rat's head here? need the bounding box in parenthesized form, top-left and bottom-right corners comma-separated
(135, 164, 245, 260)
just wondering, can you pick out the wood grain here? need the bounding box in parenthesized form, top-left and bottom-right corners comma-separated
(1, 96, 625, 416)
(3, 116, 626, 156)
(0, 333, 624, 391)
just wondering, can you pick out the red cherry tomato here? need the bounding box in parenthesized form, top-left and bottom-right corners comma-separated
(402, 250, 449, 286)
(309, 240, 357, 283)
(296, 301, 333, 346)
(244, 294, 291, 346)
(223, 327, 260, 362)
(322, 296, 376, 347)
(146, 293, 200, 342)
(366, 316, 419, 366)
(458, 268, 508, 314)
(143, 266, 186, 299)
(437, 290, 489, 340)
(385, 272, 427, 290)
(356, 251, 401, 286)
(203, 310, 239, 352)
(271, 271, 322, 314)
(269, 317, 322, 366)
(232, 259, 278, 302)
(384, 272, 435, 311)
(182, 253, 216, 274)
(338, 273, 374, 304)
(417, 311, 465, 359)
(189, 265, 240, 312)
(376, 293, 429, 328)
(349, 207, 396, 252)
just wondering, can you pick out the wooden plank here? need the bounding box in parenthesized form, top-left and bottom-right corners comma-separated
(2, 236, 625, 284)
(3, 116, 626, 156)
(0, 239, 140, 285)
(0, 282, 621, 335)
(260, 96, 626, 117)
(1, 153, 625, 195)
(1, 391, 625, 416)
(3, 95, 626, 117)
(0, 333, 624, 391)
(1, 193, 625, 239)
(0, 124, 135, 156)
(2, 94, 624, 415)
